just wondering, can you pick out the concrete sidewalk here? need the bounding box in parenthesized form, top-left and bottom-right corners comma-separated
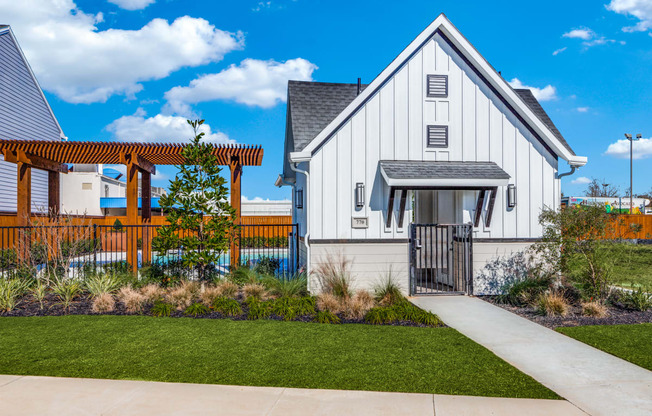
(0, 375, 586, 416)
(411, 296, 652, 416)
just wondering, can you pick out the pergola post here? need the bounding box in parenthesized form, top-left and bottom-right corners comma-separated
(17, 161, 31, 226)
(126, 160, 139, 274)
(229, 157, 241, 269)
(141, 170, 152, 265)
(48, 171, 60, 218)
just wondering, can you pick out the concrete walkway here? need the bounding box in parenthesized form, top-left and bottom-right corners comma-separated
(0, 375, 586, 416)
(411, 296, 652, 416)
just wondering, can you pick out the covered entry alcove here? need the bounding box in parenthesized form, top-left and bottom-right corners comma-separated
(380, 160, 510, 294)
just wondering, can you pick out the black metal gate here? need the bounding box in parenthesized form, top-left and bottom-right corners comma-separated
(409, 223, 473, 295)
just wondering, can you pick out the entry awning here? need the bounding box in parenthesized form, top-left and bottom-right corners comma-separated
(380, 161, 510, 228)
(380, 160, 510, 188)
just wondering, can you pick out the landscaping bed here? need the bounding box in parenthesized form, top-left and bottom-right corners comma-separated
(482, 296, 652, 329)
(0, 315, 558, 399)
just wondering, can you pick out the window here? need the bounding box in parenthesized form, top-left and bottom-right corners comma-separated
(81, 182, 92, 190)
(427, 74, 448, 97)
(426, 125, 448, 148)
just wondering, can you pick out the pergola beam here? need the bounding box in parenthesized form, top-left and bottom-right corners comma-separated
(119, 152, 156, 175)
(2, 149, 68, 173)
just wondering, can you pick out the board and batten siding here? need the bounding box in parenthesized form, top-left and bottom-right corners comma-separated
(0, 30, 62, 213)
(307, 31, 559, 241)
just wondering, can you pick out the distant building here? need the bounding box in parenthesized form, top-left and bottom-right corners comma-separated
(562, 196, 650, 215)
(61, 164, 166, 216)
(0, 25, 66, 213)
(241, 199, 291, 216)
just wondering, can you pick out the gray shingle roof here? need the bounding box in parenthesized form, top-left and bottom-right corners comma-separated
(513, 89, 574, 155)
(380, 160, 510, 180)
(286, 82, 573, 156)
(287, 81, 365, 152)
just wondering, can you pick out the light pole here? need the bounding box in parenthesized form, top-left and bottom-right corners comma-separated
(624, 133, 641, 214)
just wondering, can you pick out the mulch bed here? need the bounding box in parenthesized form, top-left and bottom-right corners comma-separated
(481, 296, 652, 329)
(0, 294, 436, 328)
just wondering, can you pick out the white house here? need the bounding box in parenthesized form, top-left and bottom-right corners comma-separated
(0, 25, 66, 213)
(277, 14, 587, 295)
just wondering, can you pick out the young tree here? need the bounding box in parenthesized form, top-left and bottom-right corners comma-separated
(152, 120, 236, 280)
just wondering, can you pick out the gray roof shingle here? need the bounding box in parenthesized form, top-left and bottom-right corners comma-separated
(286, 82, 573, 156)
(380, 160, 510, 180)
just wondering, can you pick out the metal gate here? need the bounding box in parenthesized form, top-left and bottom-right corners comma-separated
(409, 224, 473, 295)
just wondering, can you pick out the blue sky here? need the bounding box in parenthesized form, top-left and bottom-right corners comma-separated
(5, 0, 652, 199)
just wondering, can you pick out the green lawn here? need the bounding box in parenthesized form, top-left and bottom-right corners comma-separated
(612, 244, 652, 288)
(557, 324, 652, 370)
(0, 316, 557, 399)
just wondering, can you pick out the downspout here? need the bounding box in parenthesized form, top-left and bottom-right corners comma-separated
(556, 165, 576, 179)
(289, 162, 310, 286)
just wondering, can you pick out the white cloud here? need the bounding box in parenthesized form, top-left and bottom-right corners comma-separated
(604, 137, 652, 159)
(571, 176, 592, 185)
(576, 107, 589, 112)
(552, 47, 567, 56)
(108, 0, 156, 10)
(252, 1, 273, 11)
(508, 78, 558, 101)
(563, 28, 595, 40)
(164, 58, 317, 109)
(106, 109, 234, 144)
(607, 0, 652, 32)
(2, 0, 244, 103)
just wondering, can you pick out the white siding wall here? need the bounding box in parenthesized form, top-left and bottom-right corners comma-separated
(308, 32, 558, 241)
(0, 30, 62, 213)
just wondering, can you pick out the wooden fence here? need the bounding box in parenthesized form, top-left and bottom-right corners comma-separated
(607, 214, 652, 240)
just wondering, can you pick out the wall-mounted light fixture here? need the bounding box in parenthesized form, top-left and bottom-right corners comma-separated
(507, 184, 516, 208)
(355, 183, 365, 208)
(296, 189, 303, 209)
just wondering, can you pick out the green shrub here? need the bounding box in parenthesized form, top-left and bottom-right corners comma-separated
(364, 307, 398, 325)
(184, 302, 210, 317)
(271, 297, 297, 320)
(212, 296, 242, 317)
(391, 300, 419, 321)
(497, 276, 552, 306)
(151, 301, 174, 317)
(254, 256, 282, 276)
(414, 310, 443, 326)
(246, 298, 271, 320)
(0, 249, 17, 269)
(314, 310, 341, 324)
(294, 296, 316, 315)
(228, 267, 262, 286)
(622, 288, 652, 311)
(0, 278, 31, 312)
(263, 273, 307, 298)
(31, 280, 48, 310)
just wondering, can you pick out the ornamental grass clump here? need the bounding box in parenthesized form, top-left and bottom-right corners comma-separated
(263, 274, 307, 298)
(118, 287, 146, 314)
(0, 277, 31, 312)
(374, 272, 404, 306)
(314, 310, 341, 324)
(140, 284, 163, 303)
(151, 300, 174, 317)
(242, 283, 267, 300)
(344, 290, 376, 320)
(199, 285, 221, 307)
(51, 277, 82, 312)
(316, 292, 344, 314)
(31, 280, 48, 310)
(216, 281, 239, 299)
(85, 273, 122, 298)
(536, 291, 569, 317)
(246, 298, 271, 320)
(313, 254, 353, 299)
(166, 281, 199, 310)
(581, 301, 608, 318)
(622, 287, 652, 311)
(91, 293, 115, 313)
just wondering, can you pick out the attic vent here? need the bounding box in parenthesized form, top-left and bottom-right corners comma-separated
(426, 125, 448, 148)
(427, 74, 448, 97)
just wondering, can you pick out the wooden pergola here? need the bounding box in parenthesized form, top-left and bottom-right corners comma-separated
(0, 140, 263, 272)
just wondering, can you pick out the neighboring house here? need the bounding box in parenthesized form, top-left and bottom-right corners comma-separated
(277, 14, 587, 295)
(61, 164, 166, 216)
(241, 199, 292, 216)
(0, 25, 66, 213)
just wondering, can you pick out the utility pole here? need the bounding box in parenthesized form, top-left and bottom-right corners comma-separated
(624, 133, 642, 214)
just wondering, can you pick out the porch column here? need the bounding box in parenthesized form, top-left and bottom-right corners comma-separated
(141, 170, 152, 264)
(126, 161, 139, 274)
(17, 162, 31, 226)
(48, 170, 60, 218)
(229, 157, 241, 269)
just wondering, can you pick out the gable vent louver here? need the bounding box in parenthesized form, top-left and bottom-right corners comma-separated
(427, 125, 448, 148)
(427, 74, 448, 97)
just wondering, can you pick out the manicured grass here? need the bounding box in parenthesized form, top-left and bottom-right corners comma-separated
(612, 244, 652, 288)
(557, 324, 652, 370)
(0, 316, 557, 399)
